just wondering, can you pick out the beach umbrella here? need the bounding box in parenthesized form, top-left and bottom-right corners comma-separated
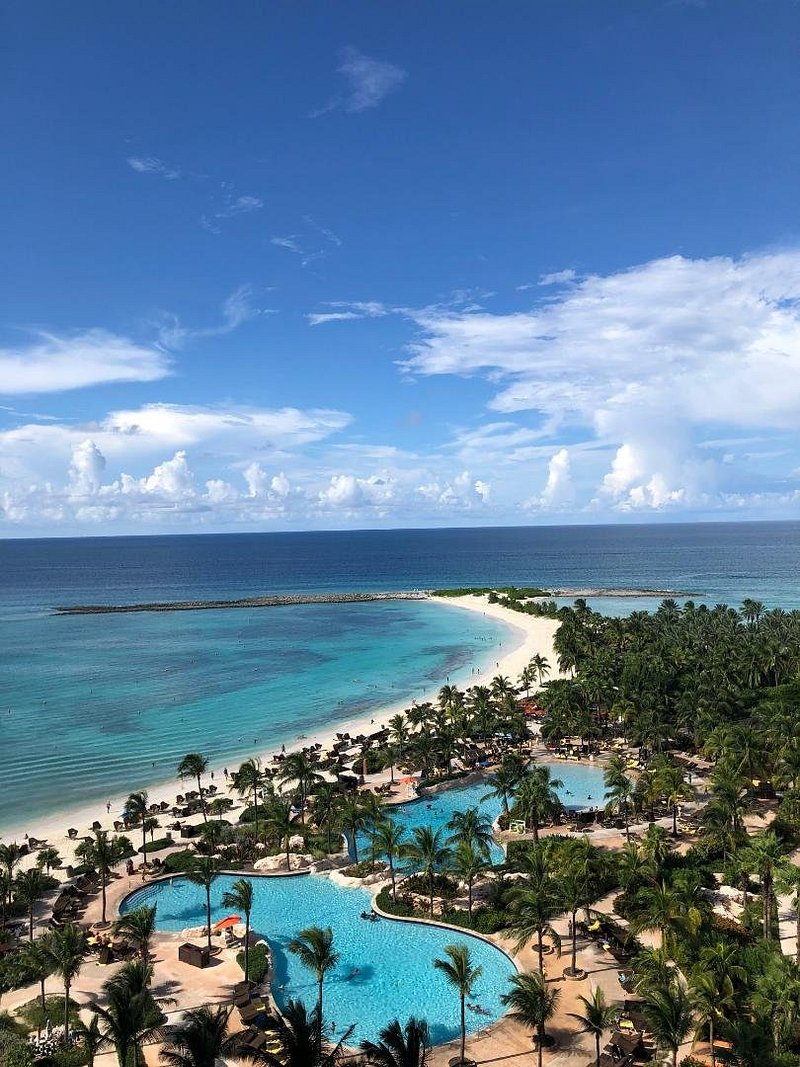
(399, 775, 419, 785)
(214, 915, 242, 930)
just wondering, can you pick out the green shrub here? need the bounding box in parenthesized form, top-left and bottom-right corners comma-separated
(137, 837, 174, 854)
(18, 996, 81, 1033)
(341, 860, 384, 879)
(236, 943, 269, 984)
(163, 849, 196, 873)
(51, 1047, 89, 1067)
(375, 888, 415, 917)
(0, 1032, 34, 1067)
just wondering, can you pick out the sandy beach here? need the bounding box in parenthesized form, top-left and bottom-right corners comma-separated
(1, 594, 562, 860)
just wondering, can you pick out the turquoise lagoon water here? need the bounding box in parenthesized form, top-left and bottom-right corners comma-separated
(355, 766, 607, 864)
(0, 600, 511, 830)
(122, 871, 517, 1046)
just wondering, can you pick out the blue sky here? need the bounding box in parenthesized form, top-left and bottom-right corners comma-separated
(3, 0, 800, 534)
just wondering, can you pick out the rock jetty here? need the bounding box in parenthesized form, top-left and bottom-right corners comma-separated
(53, 591, 430, 615)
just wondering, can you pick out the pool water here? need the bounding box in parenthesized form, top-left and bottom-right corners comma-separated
(123, 873, 517, 1046)
(356, 761, 607, 864)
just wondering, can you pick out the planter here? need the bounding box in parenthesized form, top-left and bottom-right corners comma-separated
(563, 966, 587, 980)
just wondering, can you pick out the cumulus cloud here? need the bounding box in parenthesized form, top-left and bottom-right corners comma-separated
(535, 448, 574, 510)
(400, 250, 800, 509)
(312, 47, 407, 116)
(0, 329, 170, 395)
(68, 440, 106, 496)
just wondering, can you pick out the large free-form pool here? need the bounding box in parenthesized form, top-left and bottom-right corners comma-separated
(123, 764, 605, 1045)
(123, 872, 516, 1045)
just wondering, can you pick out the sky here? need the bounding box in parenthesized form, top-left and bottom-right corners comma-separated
(3, 0, 800, 536)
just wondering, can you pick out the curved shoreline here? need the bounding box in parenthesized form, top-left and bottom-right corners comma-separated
(1, 595, 557, 843)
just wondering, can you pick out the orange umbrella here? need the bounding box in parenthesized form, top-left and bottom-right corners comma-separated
(214, 915, 242, 930)
(399, 775, 419, 785)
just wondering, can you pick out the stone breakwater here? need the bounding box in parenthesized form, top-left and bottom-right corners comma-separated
(53, 591, 430, 615)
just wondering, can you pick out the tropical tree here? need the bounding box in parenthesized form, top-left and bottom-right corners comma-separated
(0, 843, 24, 922)
(14, 868, 46, 941)
(504, 883, 562, 973)
(73, 1013, 104, 1067)
(35, 847, 61, 875)
(311, 784, 343, 855)
(451, 841, 488, 923)
(370, 818, 406, 901)
(402, 826, 452, 918)
(222, 879, 254, 980)
(360, 1017, 430, 1067)
(18, 939, 54, 1022)
(264, 798, 295, 871)
(185, 856, 220, 952)
(91, 960, 171, 1067)
(514, 766, 563, 843)
(531, 653, 550, 688)
(433, 944, 483, 1067)
(742, 830, 785, 940)
(160, 1005, 242, 1067)
(76, 830, 125, 923)
(245, 999, 352, 1067)
(689, 966, 734, 1067)
(777, 863, 800, 964)
(234, 759, 266, 841)
(114, 906, 157, 967)
(482, 754, 527, 818)
(177, 753, 209, 823)
(278, 752, 323, 825)
(653, 759, 693, 836)
(641, 981, 694, 1067)
(336, 794, 368, 864)
(388, 714, 410, 764)
(568, 987, 617, 1067)
(39, 923, 85, 1036)
(603, 756, 634, 839)
(445, 807, 494, 859)
(501, 970, 561, 1067)
(124, 792, 151, 865)
(287, 927, 340, 1041)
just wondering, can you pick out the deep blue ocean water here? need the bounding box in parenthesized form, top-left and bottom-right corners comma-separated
(2, 521, 799, 831)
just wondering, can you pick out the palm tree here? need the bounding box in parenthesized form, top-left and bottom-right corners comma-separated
(76, 830, 124, 923)
(361, 1018, 430, 1067)
(91, 960, 172, 1067)
(15, 867, 46, 940)
(73, 1013, 104, 1067)
(19, 938, 54, 1022)
(177, 753, 209, 823)
(311, 784, 344, 854)
(388, 714, 410, 763)
(654, 760, 693, 836)
(115, 906, 157, 967)
(514, 765, 563, 843)
(531, 653, 550, 688)
(246, 999, 352, 1067)
(450, 841, 488, 922)
(568, 988, 617, 1067)
(603, 756, 634, 839)
(39, 923, 85, 1036)
(778, 863, 800, 964)
(371, 818, 406, 901)
(160, 1005, 242, 1067)
(402, 826, 452, 918)
(125, 791, 150, 865)
(743, 830, 785, 940)
(0, 842, 24, 923)
(641, 981, 694, 1067)
(222, 878, 254, 981)
(264, 798, 295, 870)
(501, 970, 561, 1067)
(445, 806, 494, 859)
(689, 966, 734, 1067)
(433, 944, 483, 1067)
(337, 794, 368, 864)
(278, 751, 323, 825)
(287, 927, 340, 1041)
(234, 759, 265, 841)
(504, 884, 562, 974)
(481, 755, 526, 818)
(35, 847, 61, 874)
(185, 856, 220, 952)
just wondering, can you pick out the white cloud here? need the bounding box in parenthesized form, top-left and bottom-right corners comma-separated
(535, 448, 574, 509)
(400, 250, 800, 510)
(68, 440, 106, 496)
(307, 301, 389, 326)
(538, 269, 577, 286)
(0, 329, 170, 395)
(214, 195, 263, 219)
(126, 156, 180, 180)
(313, 47, 407, 116)
(156, 285, 266, 350)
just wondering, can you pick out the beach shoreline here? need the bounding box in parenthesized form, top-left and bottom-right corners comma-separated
(0, 594, 562, 854)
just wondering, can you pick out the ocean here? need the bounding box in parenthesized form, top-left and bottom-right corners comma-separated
(2, 520, 800, 830)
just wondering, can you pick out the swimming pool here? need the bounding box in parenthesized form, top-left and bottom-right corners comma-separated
(123, 873, 517, 1046)
(356, 760, 607, 864)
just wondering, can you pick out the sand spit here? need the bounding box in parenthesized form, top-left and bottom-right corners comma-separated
(53, 591, 429, 615)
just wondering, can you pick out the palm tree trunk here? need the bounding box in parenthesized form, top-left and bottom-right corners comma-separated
(460, 993, 466, 1064)
(252, 788, 259, 842)
(29, 903, 34, 941)
(595, 1031, 601, 1067)
(285, 839, 291, 871)
(571, 909, 578, 973)
(64, 978, 71, 1036)
(672, 804, 678, 836)
(537, 1025, 544, 1067)
(141, 826, 147, 866)
(532, 814, 540, 844)
(205, 886, 212, 952)
(796, 907, 800, 964)
(389, 858, 396, 901)
(317, 977, 324, 1041)
(244, 915, 250, 980)
(537, 932, 544, 973)
(101, 871, 108, 924)
(468, 881, 473, 921)
(197, 773, 207, 823)
(710, 1014, 716, 1067)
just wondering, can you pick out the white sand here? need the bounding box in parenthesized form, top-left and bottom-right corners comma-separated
(1, 595, 562, 862)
